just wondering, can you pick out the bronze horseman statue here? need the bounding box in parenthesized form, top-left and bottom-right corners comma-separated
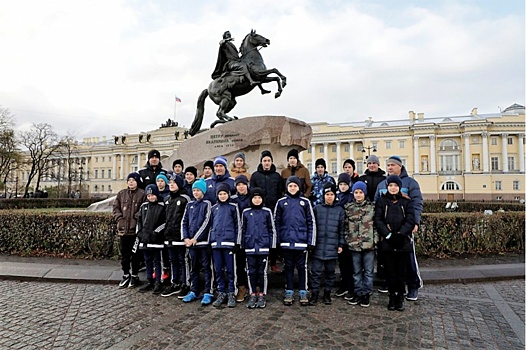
(189, 30, 286, 135)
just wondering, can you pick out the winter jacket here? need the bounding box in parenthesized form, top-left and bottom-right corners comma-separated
(183, 180, 195, 200)
(310, 172, 336, 206)
(344, 200, 377, 251)
(136, 201, 166, 250)
(231, 193, 251, 213)
(158, 187, 170, 200)
(312, 203, 345, 260)
(274, 194, 316, 250)
(112, 187, 145, 237)
(181, 199, 212, 248)
(209, 201, 241, 249)
(281, 161, 312, 198)
(250, 164, 283, 210)
(203, 171, 236, 204)
(230, 166, 251, 181)
(164, 191, 191, 247)
(374, 167, 423, 224)
(137, 161, 168, 190)
(374, 192, 415, 252)
(358, 168, 386, 202)
(336, 189, 353, 207)
(242, 207, 276, 255)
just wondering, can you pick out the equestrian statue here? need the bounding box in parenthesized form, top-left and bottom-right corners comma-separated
(189, 30, 287, 135)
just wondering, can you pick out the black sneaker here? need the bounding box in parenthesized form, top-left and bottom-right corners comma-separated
(177, 285, 190, 299)
(343, 291, 353, 300)
(378, 283, 388, 294)
(347, 295, 360, 305)
(335, 287, 348, 297)
(128, 275, 141, 288)
(118, 275, 131, 289)
(161, 284, 181, 297)
(360, 295, 370, 308)
(138, 281, 155, 293)
(153, 282, 163, 295)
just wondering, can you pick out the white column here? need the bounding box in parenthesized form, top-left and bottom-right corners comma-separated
(348, 141, 354, 160)
(112, 154, 117, 180)
(430, 136, 437, 174)
(323, 143, 328, 165)
(120, 154, 125, 179)
(413, 136, 420, 174)
(137, 153, 142, 169)
(311, 144, 316, 169)
(482, 132, 489, 172)
(502, 134, 508, 172)
(299, 150, 304, 164)
(335, 141, 341, 172)
(463, 133, 471, 173)
(519, 133, 525, 172)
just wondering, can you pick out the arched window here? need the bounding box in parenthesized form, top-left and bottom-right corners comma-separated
(440, 181, 461, 191)
(438, 139, 461, 173)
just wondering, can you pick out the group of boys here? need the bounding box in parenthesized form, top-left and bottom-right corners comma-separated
(113, 148, 423, 311)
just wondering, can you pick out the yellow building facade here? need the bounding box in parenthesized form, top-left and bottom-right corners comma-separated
(12, 104, 525, 201)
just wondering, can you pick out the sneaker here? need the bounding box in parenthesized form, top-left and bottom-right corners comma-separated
(182, 291, 198, 303)
(227, 293, 236, 308)
(299, 290, 309, 306)
(138, 281, 155, 293)
(236, 285, 247, 302)
(138, 261, 146, 272)
(343, 291, 353, 301)
(308, 292, 319, 306)
(377, 283, 388, 294)
(201, 293, 214, 306)
(119, 275, 131, 288)
(270, 264, 282, 274)
(153, 282, 163, 295)
(322, 290, 332, 305)
(335, 287, 348, 297)
(406, 288, 418, 301)
(213, 292, 226, 307)
(256, 293, 266, 308)
(161, 284, 181, 297)
(247, 294, 258, 309)
(347, 295, 360, 305)
(283, 290, 294, 306)
(360, 295, 370, 308)
(178, 285, 190, 299)
(128, 275, 141, 289)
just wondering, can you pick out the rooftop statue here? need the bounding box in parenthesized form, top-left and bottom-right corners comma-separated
(189, 30, 286, 135)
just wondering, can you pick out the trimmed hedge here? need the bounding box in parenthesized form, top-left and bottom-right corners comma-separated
(0, 198, 100, 210)
(0, 210, 523, 259)
(423, 201, 525, 213)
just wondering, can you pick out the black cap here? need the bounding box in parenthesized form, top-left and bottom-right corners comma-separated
(260, 150, 273, 162)
(148, 149, 161, 159)
(184, 166, 198, 178)
(315, 158, 326, 169)
(287, 149, 299, 160)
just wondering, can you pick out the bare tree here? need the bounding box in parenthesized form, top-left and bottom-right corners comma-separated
(0, 107, 21, 195)
(19, 123, 61, 196)
(55, 133, 80, 197)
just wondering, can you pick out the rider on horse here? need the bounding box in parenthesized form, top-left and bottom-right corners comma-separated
(212, 31, 259, 86)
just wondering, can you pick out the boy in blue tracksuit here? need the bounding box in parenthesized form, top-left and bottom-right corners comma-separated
(242, 187, 276, 309)
(230, 174, 251, 302)
(161, 174, 191, 298)
(210, 183, 242, 308)
(274, 176, 316, 306)
(181, 179, 213, 305)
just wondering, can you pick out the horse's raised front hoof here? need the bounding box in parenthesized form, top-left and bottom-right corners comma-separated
(275, 91, 281, 99)
(282, 78, 287, 88)
(261, 89, 271, 95)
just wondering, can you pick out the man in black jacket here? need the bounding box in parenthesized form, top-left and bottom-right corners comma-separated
(137, 150, 168, 190)
(358, 155, 386, 202)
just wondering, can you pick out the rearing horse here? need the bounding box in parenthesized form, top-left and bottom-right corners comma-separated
(189, 30, 287, 135)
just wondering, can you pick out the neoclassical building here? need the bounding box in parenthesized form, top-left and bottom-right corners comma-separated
(11, 104, 525, 201)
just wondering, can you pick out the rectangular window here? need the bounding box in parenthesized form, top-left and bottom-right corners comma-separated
(95, 157, 98, 163)
(399, 140, 405, 149)
(513, 180, 520, 190)
(331, 145, 337, 153)
(508, 156, 515, 170)
(491, 137, 497, 146)
(94, 170, 98, 179)
(331, 162, 338, 174)
(508, 137, 513, 145)
(356, 162, 364, 174)
(385, 141, 391, 149)
(372, 142, 378, 149)
(101, 185, 105, 192)
(491, 157, 499, 171)
(495, 181, 502, 190)
(102, 157, 105, 162)
(319, 146, 323, 153)
(344, 144, 349, 152)
(357, 144, 363, 152)
(101, 170, 105, 179)
(307, 163, 312, 173)
(108, 169, 112, 179)
(108, 156, 112, 161)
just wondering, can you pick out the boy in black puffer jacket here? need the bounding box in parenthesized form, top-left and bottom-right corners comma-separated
(374, 175, 415, 312)
(309, 182, 345, 305)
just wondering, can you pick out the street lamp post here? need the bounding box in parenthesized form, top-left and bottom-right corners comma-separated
(362, 145, 377, 164)
(78, 162, 84, 199)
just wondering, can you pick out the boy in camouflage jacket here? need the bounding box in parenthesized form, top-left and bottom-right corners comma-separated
(344, 181, 377, 308)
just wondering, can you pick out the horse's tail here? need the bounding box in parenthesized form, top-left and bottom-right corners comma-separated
(189, 89, 209, 136)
